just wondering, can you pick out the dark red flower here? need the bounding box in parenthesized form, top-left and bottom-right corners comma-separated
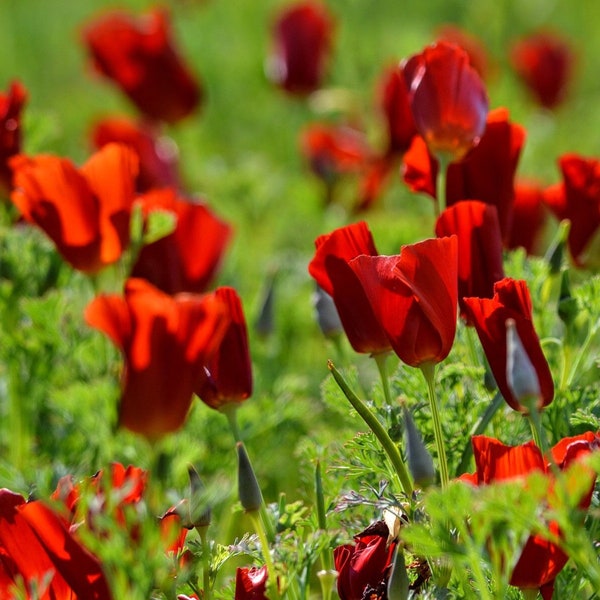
(510, 31, 575, 109)
(82, 8, 202, 123)
(462, 278, 554, 412)
(435, 200, 504, 320)
(308, 222, 391, 355)
(506, 180, 549, 255)
(543, 153, 600, 268)
(235, 565, 269, 600)
(132, 188, 232, 294)
(85, 278, 229, 439)
(92, 116, 180, 192)
(333, 521, 396, 600)
(461, 432, 599, 597)
(349, 236, 458, 368)
(435, 24, 490, 80)
(0, 80, 27, 196)
(195, 287, 253, 410)
(404, 41, 488, 162)
(267, 1, 334, 96)
(0, 488, 112, 599)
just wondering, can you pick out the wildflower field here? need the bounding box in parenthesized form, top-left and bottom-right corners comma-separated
(2, 0, 600, 598)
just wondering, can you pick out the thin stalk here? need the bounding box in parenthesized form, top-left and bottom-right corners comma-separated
(420, 362, 449, 489)
(435, 154, 450, 217)
(373, 351, 400, 432)
(315, 461, 334, 600)
(564, 321, 599, 388)
(328, 361, 413, 497)
(198, 526, 212, 600)
(249, 511, 280, 599)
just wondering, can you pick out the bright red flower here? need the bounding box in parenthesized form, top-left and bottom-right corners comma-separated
(506, 180, 549, 255)
(195, 287, 253, 410)
(235, 565, 269, 599)
(10, 143, 138, 273)
(349, 236, 458, 368)
(462, 278, 554, 412)
(308, 222, 391, 355)
(132, 188, 232, 294)
(0, 488, 112, 599)
(461, 433, 599, 597)
(267, 1, 334, 96)
(82, 8, 202, 123)
(333, 520, 396, 600)
(0, 81, 27, 196)
(85, 278, 229, 439)
(92, 116, 180, 192)
(404, 41, 488, 162)
(543, 153, 600, 268)
(510, 31, 575, 109)
(435, 200, 504, 319)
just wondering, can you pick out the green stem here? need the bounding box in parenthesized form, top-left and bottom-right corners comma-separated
(249, 510, 280, 599)
(198, 526, 212, 600)
(420, 362, 449, 489)
(435, 154, 450, 216)
(373, 351, 400, 433)
(328, 361, 413, 497)
(564, 321, 599, 388)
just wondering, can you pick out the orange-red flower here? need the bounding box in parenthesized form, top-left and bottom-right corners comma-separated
(235, 565, 269, 600)
(0, 80, 27, 196)
(267, 1, 334, 96)
(85, 278, 228, 439)
(506, 180, 549, 255)
(82, 8, 202, 123)
(349, 236, 458, 368)
(132, 188, 232, 294)
(462, 278, 554, 412)
(404, 41, 488, 162)
(10, 143, 138, 273)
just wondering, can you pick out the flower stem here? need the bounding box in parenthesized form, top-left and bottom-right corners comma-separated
(198, 526, 212, 600)
(249, 510, 280, 599)
(328, 361, 413, 497)
(373, 351, 400, 433)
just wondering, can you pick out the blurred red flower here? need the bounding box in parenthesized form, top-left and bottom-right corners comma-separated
(333, 520, 396, 600)
(132, 188, 232, 294)
(435, 24, 490, 80)
(92, 116, 181, 192)
(506, 180, 549, 255)
(435, 200, 504, 319)
(543, 153, 600, 268)
(82, 8, 202, 123)
(349, 236, 458, 368)
(0, 488, 112, 599)
(462, 278, 554, 412)
(195, 287, 253, 410)
(10, 143, 138, 273)
(235, 565, 269, 599)
(510, 31, 575, 109)
(0, 80, 27, 196)
(308, 221, 391, 355)
(267, 1, 334, 96)
(461, 432, 599, 598)
(404, 41, 488, 162)
(85, 278, 228, 439)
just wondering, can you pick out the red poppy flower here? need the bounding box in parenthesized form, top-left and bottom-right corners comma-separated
(82, 8, 202, 123)
(0, 80, 27, 196)
(92, 116, 180, 192)
(404, 41, 488, 162)
(132, 188, 232, 294)
(308, 222, 391, 355)
(543, 153, 600, 268)
(85, 278, 229, 439)
(461, 432, 599, 598)
(333, 520, 396, 600)
(510, 31, 575, 109)
(10, 143, 138, 273)
(506, 180, 548, 255)
(435, 24, 490, 80)
(235, 565, 269, 600)
(462, 278, 554, 412)
(435, 200, 504, 319)
(267, 1, 334, 96)
(0, 489, 112, 599)
(348, 236, 458, 368)
(195, 287, 253, 410)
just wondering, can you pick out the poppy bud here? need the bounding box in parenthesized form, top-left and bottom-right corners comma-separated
(557, 269, 578, 326)
(313, 284, 342, 338)
(237, 442, 263, 512)
(186, 465, 211, 529)
(506, 318, 541, 409)
(387, 545, 410, 600)
(403, 406, 435, 488)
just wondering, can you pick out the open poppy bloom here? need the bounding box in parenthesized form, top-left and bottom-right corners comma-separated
(85, 278, 229, 439)
(10, 143, 138, 273)
(195, 287, 253, 410)
(461, 433, 599, 599)
(235, 565, 269, 600)
(0, 488, 112, 599)
(404, 41, 489, 162)
(132, 188, 232, 294)
(348, 236, 458, 368)
(543, 153, 600, 268)
(267, 1, 334, 96)
(82, 8, 202, 123)
(462, 278, 554, 412)
(308, 221, 391, 355)
(0, 80, 27, 196)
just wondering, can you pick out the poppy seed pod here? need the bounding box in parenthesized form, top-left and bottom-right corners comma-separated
(403, 406, 435, 488)
(237, 442, 263, 513)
